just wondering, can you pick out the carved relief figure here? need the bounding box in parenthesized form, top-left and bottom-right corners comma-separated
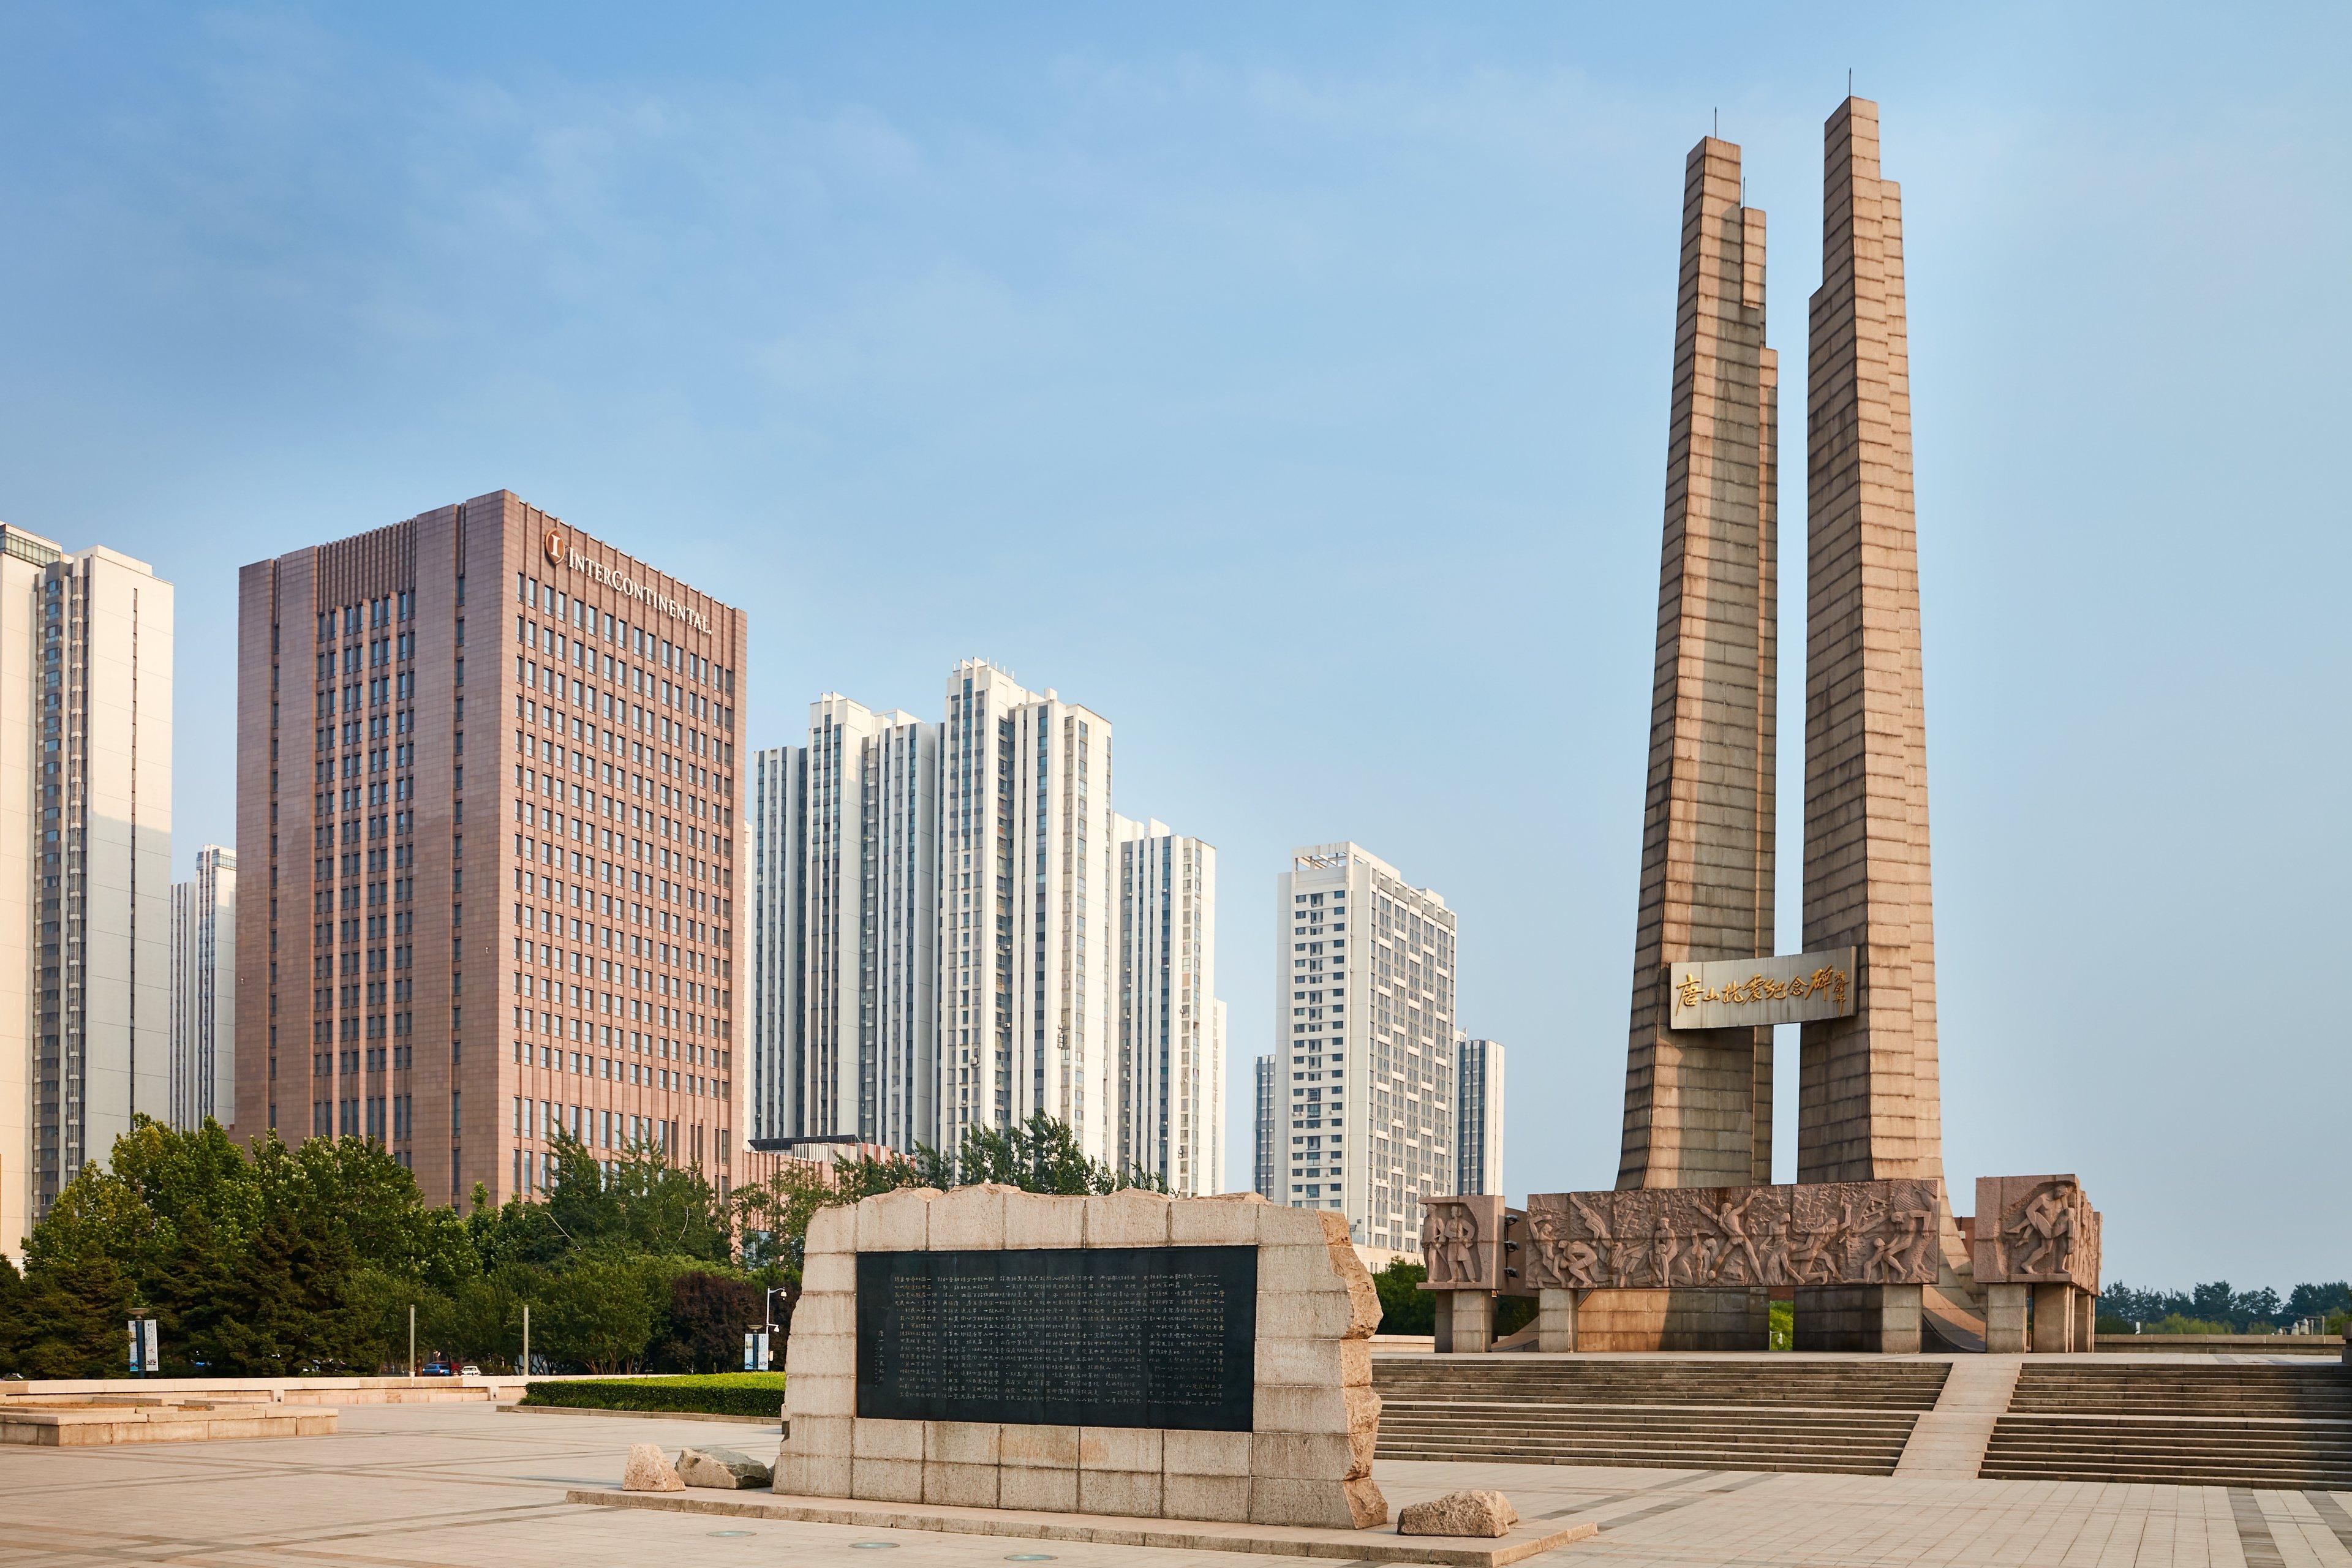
(1563, 1238, 1602, 1289)
(2001, 1182, 2080, 1281)
(1650, 1208, 1682, 1287)
(1708, 1188, 1767, 1285)
(1423, 1203, 1481, 1285)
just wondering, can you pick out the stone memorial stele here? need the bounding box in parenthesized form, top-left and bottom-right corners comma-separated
(775, 1185, 1386, 1529)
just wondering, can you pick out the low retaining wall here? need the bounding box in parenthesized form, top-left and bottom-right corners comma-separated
(2094, 1335, 2342, 1355)
(1, 1374, 529, 1404)
(0, 1400, 338, 1446)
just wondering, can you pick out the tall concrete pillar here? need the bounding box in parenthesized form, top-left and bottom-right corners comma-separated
(1613, 132, 1777, 1351)
(1798, 95, 1939, 1192)
(1794, 97, 1953, 1350)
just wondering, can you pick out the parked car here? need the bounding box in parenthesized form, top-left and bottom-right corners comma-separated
(459, 1365, 481, 1376)
(419, 1362, 454, 1377)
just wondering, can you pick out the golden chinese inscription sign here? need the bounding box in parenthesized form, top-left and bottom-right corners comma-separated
(1667, 948, 1858, 1030)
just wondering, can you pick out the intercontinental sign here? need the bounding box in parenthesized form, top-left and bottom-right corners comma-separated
(543, 527, 712, 635)
(1667, 947, 1857, 1030)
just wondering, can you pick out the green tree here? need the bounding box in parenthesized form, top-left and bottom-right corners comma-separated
(0, 1253, 23, 1369)
(146, 1203, 246, 1374)
(537, 1252, 668, 1372)
(431, 1265, 540, 1371)
(204, 1199, 364, 1374)
(652, 1270, 761, 1373)
(10, 1245, 137, 1377)
(1372, 1259, 1434, 1335)
(944, 1112, 1166, 1196)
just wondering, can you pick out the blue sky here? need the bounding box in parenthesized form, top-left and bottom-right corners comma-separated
(2, 3, 2344, 1288)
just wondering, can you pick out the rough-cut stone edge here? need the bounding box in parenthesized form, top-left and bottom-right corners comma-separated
(676, 1446, 772, 1489)
(1397, 1490, 1519, 1538)
(622, 1442, 685, 1492)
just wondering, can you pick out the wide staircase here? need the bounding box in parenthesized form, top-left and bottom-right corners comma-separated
(1373, 1357, 1948, 1476)
(1981, 1362, 2352, 1488)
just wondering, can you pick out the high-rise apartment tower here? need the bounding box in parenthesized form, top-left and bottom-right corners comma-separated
(236, 492, 748, 1204)
(1113, 818, 1221, 1194)
(1272, 843, 1455, 1250)
(169, 845, 237, 1130)
(748, 744, 806, 1142)
(938, 661, 1117, 1159)
(747, 664, 1222, 1183)
(1253, 1053, 1277, 1200)
(0, 526, 172, 1258)
(754, 696, 940, 1152)
(1454, 1033, 1504, 1196)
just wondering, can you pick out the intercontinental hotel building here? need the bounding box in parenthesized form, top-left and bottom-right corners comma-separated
(235, 491, 748, 1204)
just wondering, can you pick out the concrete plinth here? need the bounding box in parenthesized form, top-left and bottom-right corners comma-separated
(1575, 1288, 1766, 1352)
(1436, 1292, 1494, 1355)
(2032, 1284, 2078, 1353)
(1984, 1284, 2027, 1353)
(1536, 1289, 1578, 1353)
(1796, 1285, 1922, 1353)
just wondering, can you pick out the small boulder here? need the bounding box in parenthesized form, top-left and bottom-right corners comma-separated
(1397, 1490, 1518, 1538)
(676, 1445, 773, 1489)
(622, 1442, 685, 1492)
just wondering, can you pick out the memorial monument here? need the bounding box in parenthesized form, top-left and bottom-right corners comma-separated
(1611, 127, 1782, 1351)
(1422, 96, 2100, 1355)
(776, 1185, 1386, 1529)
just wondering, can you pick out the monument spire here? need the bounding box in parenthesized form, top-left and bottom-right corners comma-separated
(1618, 134, 1778, 1196)
(1798, 96, 1942, 1191)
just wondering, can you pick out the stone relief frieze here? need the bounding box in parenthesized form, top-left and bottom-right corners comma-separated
(1972, 1174, 2100, 1290)
(1517, 1179, 1942, 1291)
(1416, 1194, 1527, 1294)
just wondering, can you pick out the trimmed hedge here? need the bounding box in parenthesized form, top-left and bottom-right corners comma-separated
(520, 1373, 788, 1418)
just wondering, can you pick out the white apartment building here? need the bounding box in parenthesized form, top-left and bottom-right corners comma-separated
(1455, 1031, 1505, 1196)
(747, 660, 1223, 1181)
(939, 661, 1118, 1161)
(1113, 818, 1222, 1195)
(803, 696, 940, 1151)
(1271, 842, 1455, 1251)
(1253, 1053, 1278, 1199)
(168, 845, 236, 1131)
(0, 526, 172, 1258)
(747, 696, 940, 1154)
(748, 744, 806, 1142)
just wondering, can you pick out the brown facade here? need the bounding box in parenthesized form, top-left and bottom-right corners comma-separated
(235, 491, 748, 1207)
(1619, 135, 1779, 1195)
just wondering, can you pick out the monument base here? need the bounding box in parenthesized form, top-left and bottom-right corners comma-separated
(1433, 1291, 1495, 1354)
(567, 1487, 1594, 1567)
(1795, 1285, 1923, 1352)
(1573, 1287, 1767, 1351)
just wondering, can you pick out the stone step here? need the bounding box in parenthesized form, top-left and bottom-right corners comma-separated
(1379, 1442, 1905, 1477)
(1374, 1379, 1943, 1410)
(1988, 1436, 2352, 1460)
(1978, 1460, 2352, 1490)
(1381, 1411, 1917, 1435)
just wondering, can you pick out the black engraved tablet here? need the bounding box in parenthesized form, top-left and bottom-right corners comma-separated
(854, 1245, 1256, 1431)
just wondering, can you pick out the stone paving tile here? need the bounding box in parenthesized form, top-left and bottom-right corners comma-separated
(0, 1404, 2345, 1568)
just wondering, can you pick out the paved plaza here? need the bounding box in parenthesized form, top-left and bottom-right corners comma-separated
(2, 1401, 2348, 1568)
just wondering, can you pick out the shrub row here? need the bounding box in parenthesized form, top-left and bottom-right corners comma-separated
(520, 1373, 788, 1418)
